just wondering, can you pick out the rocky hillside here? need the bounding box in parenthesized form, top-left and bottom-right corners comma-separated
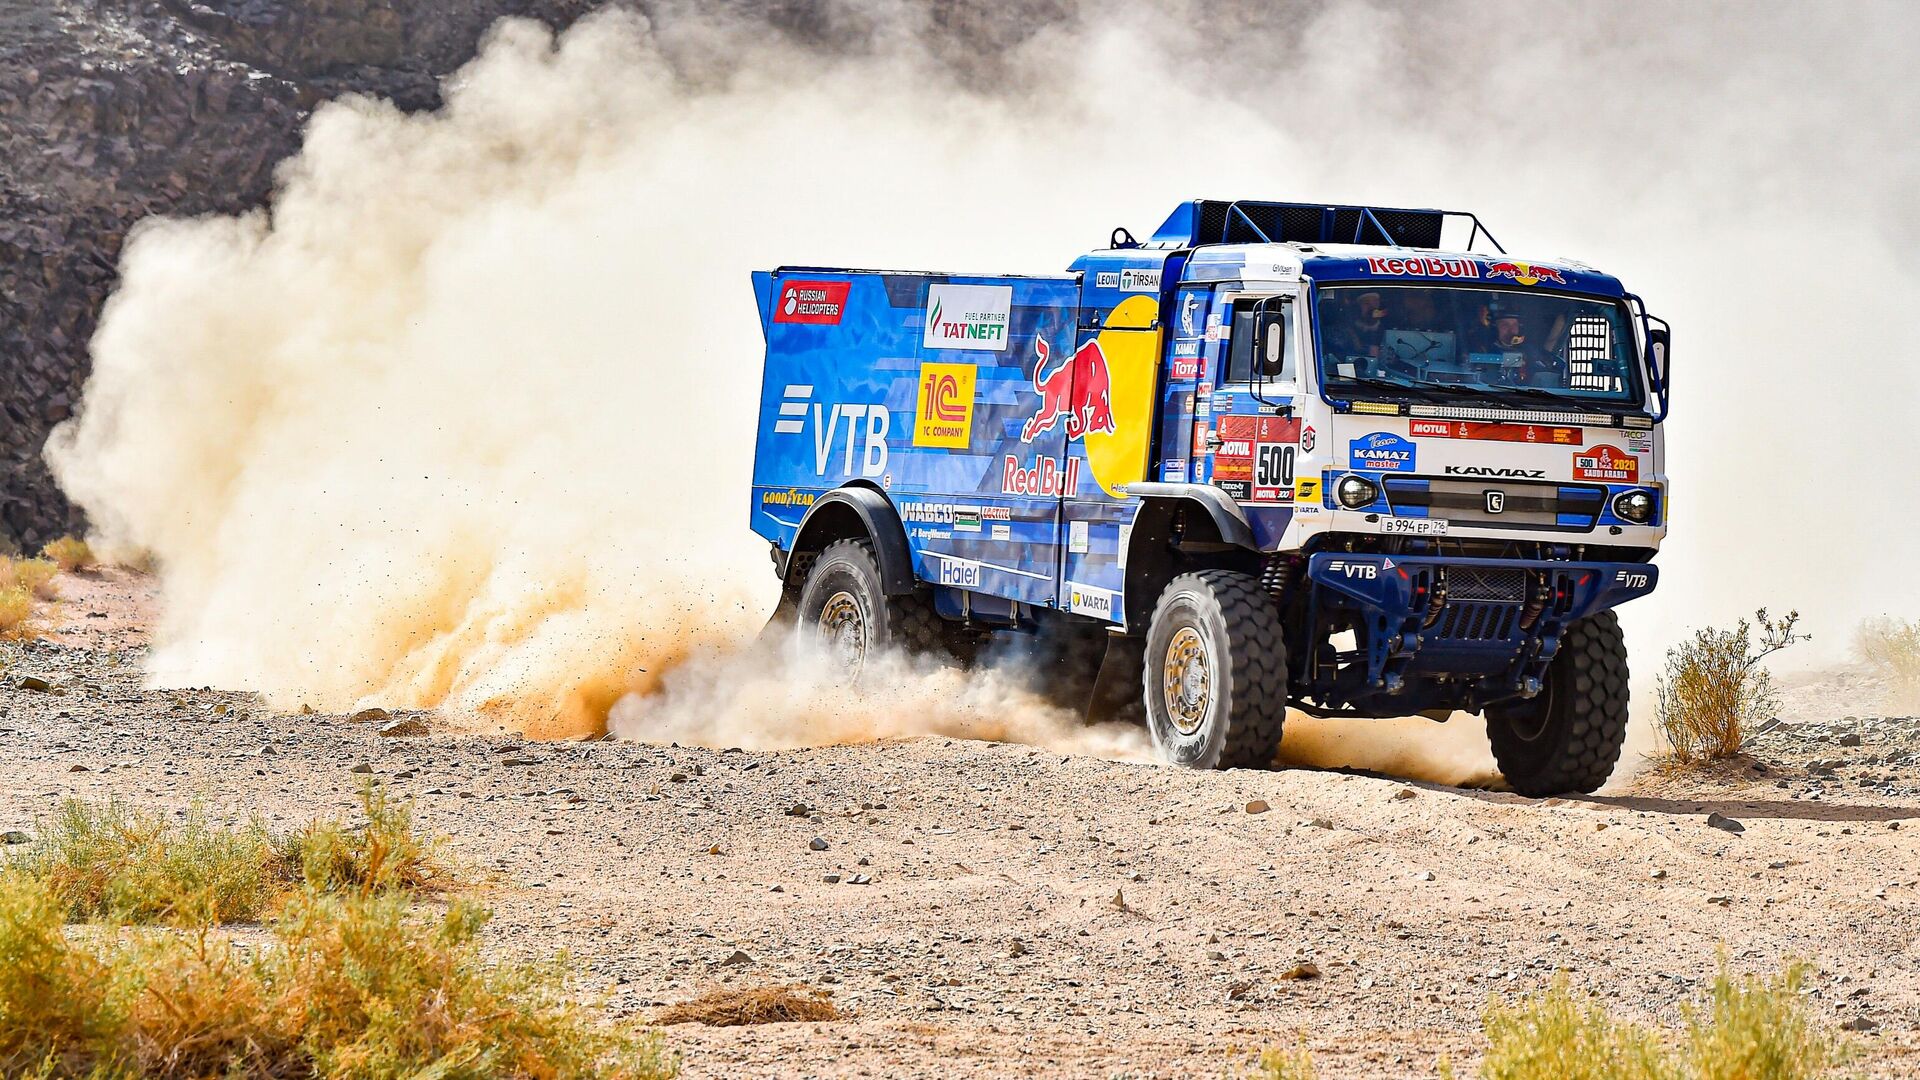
(0, 0, 601, 550)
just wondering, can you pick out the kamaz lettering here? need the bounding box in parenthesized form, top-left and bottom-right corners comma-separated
(752, 198, 1668, 796)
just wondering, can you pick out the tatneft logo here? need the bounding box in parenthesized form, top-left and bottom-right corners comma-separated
(773, 384, 890, 478)
(913, 363, 976, 448)
(924, 284, 1012, 352)
(774, 280, 850, 325)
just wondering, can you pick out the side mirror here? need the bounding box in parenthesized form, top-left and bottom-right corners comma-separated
(1261, 314, 1287, 376)
(1646, 327, 1670, 386)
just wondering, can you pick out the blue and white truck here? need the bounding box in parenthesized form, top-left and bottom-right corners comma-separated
(749, 200, 1671, 795)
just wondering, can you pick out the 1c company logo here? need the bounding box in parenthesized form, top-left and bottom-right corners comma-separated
(914, 363, 976, 448)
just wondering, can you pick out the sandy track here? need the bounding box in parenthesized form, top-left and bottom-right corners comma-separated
(3, 571, 1916, 1077)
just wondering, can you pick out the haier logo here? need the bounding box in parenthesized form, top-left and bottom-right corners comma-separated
(924, 284, 1012, 352)
(774, 384, 890, 478)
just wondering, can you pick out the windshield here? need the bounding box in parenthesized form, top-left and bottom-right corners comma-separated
(1315, 284, 1642, 407)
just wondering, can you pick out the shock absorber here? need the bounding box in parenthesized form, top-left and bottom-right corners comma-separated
(1260, 552, 1299, 605)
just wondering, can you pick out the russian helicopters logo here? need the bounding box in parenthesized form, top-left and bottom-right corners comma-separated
(774, 280, 849, 325)
(914, 363, 976, 448)
(924, 284, 1012, 352)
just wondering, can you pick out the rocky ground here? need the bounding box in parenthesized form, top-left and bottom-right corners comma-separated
(3, 570, 1918, 1078)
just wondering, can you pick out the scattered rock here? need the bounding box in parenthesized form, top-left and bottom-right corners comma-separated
(349, 762, 374, 774)
(785, 803, 814, 817)
(1839, 732, 1862, 747)
(1245, 799, 1270, 814)
(377, 716, 429, 738)
(1280, 961, 1320, 980)
(1, 830, 29, 845)
(348, 707, 389, 724)
(1705, 812, 1745, 834)
(823, 873, 841, 884)
(1414, 870, 1436, 881)
(1651, 868, 1668, 880)
(1390, 787, 1417, 801)
(500, 756, 538, 767)
(17, 674, 54, 692)
(1226, 980, 1254, 1000)
(67, 764, 89, 773)
(1009, 939, 1029, 958)
(1841, 1016, 1878, 1032)
(1706, 895, 1733, 907)
(1207, 950, 1227, 961)
(847, 873, 871, 885)
(809, 837, 829, 851)
(716, 950, 753, 968)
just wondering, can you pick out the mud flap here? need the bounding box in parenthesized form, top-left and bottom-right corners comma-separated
(1087, 634, 1147, 726)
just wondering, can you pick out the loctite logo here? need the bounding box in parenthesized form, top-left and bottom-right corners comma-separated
(1001, 455, 1082, 496)
(774, 280, 850, 325)
(1020, 335, 1114, 442)
(1485, 262, 1568, 286)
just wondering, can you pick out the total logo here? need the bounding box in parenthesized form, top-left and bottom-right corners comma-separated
(773, 384, 890, 479)
(1020, 334, 1114, 442)
(774, 279, 850, 325)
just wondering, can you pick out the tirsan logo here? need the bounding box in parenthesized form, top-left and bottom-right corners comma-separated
(924, 284, 1012, 352)
(913, 363, 976, 448)
(1325, 559, 1379, 579)
(1120, 268, 1161, 292)
(772, 384, 890, 479)
(774, 280, 850, 325)
(1444, 465, 1546, 478)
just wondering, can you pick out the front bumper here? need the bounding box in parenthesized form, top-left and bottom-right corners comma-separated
(1302, 553, 1656, 710)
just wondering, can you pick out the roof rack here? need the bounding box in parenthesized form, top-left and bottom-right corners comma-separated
(1148, 199, 1505, 254)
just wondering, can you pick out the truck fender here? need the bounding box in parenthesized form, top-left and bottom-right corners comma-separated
(786, 485, 917, 596)
(1117, 484, 1261, 631)
(1122, 483, 1257, 549)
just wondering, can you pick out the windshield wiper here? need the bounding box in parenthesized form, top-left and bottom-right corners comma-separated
(1488, 385, 1610, 411)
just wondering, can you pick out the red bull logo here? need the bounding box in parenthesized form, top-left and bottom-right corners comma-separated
(1019, 334, 1115, 443)
(1484, 261, 1568, 287)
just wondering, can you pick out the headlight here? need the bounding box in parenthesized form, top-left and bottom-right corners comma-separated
(1613, 489, 1656, 524)
(1336, 475, 1379, 509)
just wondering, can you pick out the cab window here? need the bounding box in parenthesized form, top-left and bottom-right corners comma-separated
(1225, 298, 1295, 385)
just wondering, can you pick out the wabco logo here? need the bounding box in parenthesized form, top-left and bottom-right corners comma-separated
(1615, 571, 1651, 589)
(923, 284, 1012, 352)
(773, 384, 890, 479)
(1326, 559, 1379, 580)
(774, 279, 850, 325)
(1445, 466, 1546, 478)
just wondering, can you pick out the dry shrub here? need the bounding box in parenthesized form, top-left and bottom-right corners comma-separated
(0, 587, 31, 639)
(0, 875, 676, 1079)
(1480, 973, 1673, 1080)
(1655, 609, 1805, 763)
(1683, 961, 1842, 1080)
(1250, 1040, 1318, 1079)
(655, 984, 841, 1027)
(0, 558, 59, 600)
(1854, 616, 1920, 711)
(13, 782, 449, 926)
(39, 535, 93, 573)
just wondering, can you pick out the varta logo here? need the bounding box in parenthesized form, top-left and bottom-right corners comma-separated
(1444, 466, 1546, 478)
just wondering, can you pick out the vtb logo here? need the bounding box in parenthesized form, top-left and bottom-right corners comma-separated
(913, 363, 976, 448)
(1020, 335, 1114, 443)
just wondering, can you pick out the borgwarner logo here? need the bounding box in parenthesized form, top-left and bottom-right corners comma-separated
(924, 284, 1012, 352)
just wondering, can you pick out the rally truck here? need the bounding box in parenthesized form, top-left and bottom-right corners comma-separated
(749, 199, 1671, 795)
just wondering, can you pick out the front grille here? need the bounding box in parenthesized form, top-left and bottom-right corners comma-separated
(1447, 566, 1527, 602)
(1433, 602, 1521, 641)
(1384, 477, 1604, 531)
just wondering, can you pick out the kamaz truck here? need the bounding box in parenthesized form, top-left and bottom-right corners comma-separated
(749, 200, 1671, 795)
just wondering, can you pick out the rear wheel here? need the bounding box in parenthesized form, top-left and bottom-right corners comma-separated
(1485, 611, 1630, 796)
(1142, 571, 1288, 769)
(795, 539, 945, 678)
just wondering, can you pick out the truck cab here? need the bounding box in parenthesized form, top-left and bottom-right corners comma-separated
(749, 199, 1671, 795)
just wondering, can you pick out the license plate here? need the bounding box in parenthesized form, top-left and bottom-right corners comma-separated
(1381, 517, 1449, 536)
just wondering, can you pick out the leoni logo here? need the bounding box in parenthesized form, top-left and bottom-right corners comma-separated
(774, 280, 850, 325)
(924, 284, 1012, 352)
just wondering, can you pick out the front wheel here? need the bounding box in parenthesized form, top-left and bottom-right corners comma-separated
(1142, 571, 1288, 769)
(1484, 611, 1631, 796)
(795, 539, 946, 679)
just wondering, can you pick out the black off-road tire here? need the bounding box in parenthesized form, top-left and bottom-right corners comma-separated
(1142, 571, 1288, 769)
(796, 539, 947, 675)
(1485, 611, 1631, 796)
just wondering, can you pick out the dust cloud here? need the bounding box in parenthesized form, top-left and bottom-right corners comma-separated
(46, 4, 1917, 770)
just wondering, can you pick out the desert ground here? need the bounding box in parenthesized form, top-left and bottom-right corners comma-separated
(4, 569, 1917, 1078)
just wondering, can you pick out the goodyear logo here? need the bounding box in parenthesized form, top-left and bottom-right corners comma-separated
(914, 363, 976, 448)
